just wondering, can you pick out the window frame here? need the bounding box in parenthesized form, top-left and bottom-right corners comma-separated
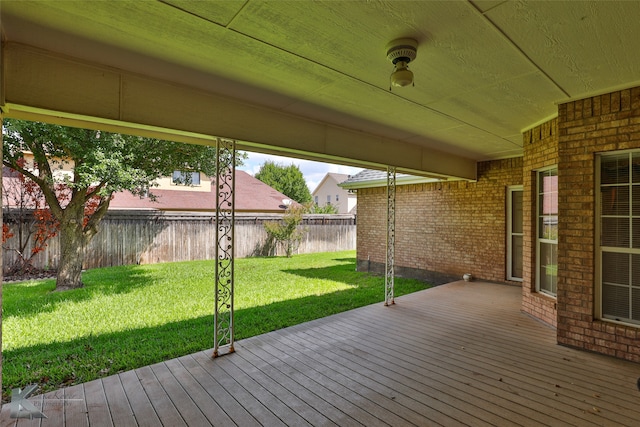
(596, 150, 640, 326)
(172, 170, 201, 186)
(507, 185, 524, 282)
(536, 166, 558, 297)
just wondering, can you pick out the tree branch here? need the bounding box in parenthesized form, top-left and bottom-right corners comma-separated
(83, 196, 112, 241)
(3, 158, 64, 218)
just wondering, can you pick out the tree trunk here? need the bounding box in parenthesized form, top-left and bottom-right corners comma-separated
(55, 207, 85, 291)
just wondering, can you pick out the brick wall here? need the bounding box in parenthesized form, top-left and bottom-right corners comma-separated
(356, 86, 640, 362)
(357, 158, 522, 284)
(557, 87, 640, 362)
(522, 119, 559, 327)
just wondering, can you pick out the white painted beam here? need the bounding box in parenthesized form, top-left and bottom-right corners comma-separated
(2, 43, 476, 180)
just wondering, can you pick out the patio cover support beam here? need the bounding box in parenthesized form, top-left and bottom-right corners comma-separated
(1, 43, 477, 181)
(385, 166, 396, 306)
(213, 138, 236, 357)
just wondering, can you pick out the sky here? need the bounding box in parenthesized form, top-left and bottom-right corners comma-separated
(237, 151, 363, 193)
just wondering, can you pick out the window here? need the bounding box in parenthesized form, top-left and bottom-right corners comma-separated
(172, 170, 200, 186)
(327, 195, 331, 204)
(537, 168, 558, 296)
(507, 186, 523, 281)
(598, 151, 640, 325)
(314, 196, 318, 204)
(336, 194, 340, 202)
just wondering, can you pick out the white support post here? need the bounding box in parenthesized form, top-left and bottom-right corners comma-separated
(213, 138, 236, 357)
(385, 166, 396, 306)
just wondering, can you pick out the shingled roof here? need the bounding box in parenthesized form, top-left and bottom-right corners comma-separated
(339, 169, 439, 189)
(2, 169, 297, 213)
(109, 170, 295, 213)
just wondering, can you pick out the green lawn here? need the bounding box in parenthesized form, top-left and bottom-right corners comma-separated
(2, 251, 430, 398)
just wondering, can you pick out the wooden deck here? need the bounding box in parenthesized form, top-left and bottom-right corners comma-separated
(2, 281, 640, 426)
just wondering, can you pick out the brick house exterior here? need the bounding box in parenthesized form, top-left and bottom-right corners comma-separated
(355, 158, 523, 285)
(349, 86, 640, 363)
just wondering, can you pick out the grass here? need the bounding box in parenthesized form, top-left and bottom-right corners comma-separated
(2, 251, 430, 398)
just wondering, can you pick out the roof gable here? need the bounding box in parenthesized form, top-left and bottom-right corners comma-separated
(312, 172, 350, 196)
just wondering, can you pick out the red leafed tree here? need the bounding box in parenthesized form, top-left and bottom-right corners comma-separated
(3, 162, 104, 276)
(2, 223, 14, 244)
(2, 160, 59, 275)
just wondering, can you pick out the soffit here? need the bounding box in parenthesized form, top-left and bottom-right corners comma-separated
(2, 1, 640, 170)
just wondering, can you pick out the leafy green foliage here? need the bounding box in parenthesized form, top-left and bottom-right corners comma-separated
(263, 205, 307, 257)
(254, 160, 312, 203)
(2, 119, 246, 289)
(305, 202, 339, 214)
(2, 251, 431, 397)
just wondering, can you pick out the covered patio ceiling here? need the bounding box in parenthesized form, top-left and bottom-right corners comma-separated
(2, 1, 640, 180)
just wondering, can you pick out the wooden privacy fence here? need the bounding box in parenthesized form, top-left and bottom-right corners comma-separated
(2, 210, 356, 272)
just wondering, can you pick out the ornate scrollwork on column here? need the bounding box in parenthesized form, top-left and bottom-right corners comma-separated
(385, 166, 396, 306)
(213, 138, 236, 357)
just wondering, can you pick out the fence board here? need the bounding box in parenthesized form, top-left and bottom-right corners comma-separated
(3, 211, 356, 273)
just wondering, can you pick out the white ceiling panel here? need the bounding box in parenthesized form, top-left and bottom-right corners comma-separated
(485, 1, 640, 98)
(429, 70, 566, 139)
(3, 1, 640, 177)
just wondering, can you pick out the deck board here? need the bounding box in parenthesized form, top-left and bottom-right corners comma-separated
(39, 389, 64, 427)
(246, 335, 388, 426)
(148, 361, 212, 426)
(273, 324, 496, 426)
(230, 348, 339, 427)
(178, 353, 259, 427)
(190, 350, 286, 426)
(117, 370, 160, 427)
(62, 383, 88, 427)
(101, 375, 136, 427)
(310, 310, 600, 426)
(82, 380, 112, 427)
(162, 358, 235, 426)
(135, 365, 186, 426)
(257, 330, 459, 427)
(3, 281, 640, 426)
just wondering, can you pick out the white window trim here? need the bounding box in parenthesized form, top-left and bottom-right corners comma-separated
(536, 166, 558, 297)
(596, 154, 604, 321)
(507, 185, 523, 282)
(596, 150, 640, 326)
(172, 170, 201, 186)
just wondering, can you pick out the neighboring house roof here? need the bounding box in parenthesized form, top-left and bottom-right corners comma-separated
(2, 169, 294, 213)
(339, 169, 440, 189)
(3, 166, 22, 179)
(311, 173, 350, 196)
(110, 170, 294, 213)
(2, 166, 50, 209)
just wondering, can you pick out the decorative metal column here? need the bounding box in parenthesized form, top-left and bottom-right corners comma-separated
(213, 138, 236, 357)
(385, 166, 396, 306)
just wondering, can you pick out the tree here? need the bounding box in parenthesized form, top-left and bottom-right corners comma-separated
(3, 119, 245, 290)
(2, 160, 61, 275)
(254, 161, 312, 204)
(263, 204, 307, 257)
(304, 202, 339, 214)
